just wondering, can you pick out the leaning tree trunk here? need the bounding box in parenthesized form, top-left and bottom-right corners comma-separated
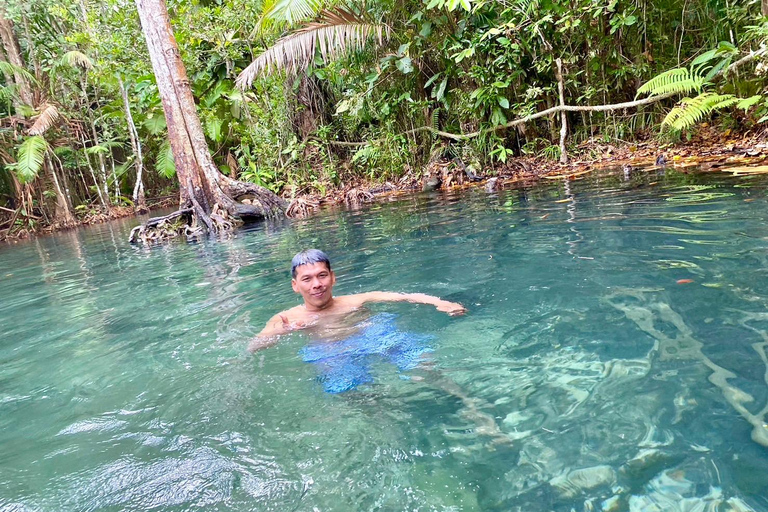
(133, 0, 285, 241)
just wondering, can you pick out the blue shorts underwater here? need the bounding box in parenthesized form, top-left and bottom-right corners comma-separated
(299, 313, 434, 394)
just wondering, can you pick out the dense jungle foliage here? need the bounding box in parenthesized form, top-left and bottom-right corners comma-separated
(2, 0, 768, 234)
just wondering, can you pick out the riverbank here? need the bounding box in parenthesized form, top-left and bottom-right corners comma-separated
(4, 125, 768, 243)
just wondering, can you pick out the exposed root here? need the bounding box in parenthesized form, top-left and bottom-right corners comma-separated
(345, 187, 373, 206)
(286, 196, 320, 217)
(129, 208, 193, 244)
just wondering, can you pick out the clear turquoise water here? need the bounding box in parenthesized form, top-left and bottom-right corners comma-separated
(2, 168, 768, 511)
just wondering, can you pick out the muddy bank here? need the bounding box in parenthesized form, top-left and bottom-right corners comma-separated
(4, 128, 768, 242)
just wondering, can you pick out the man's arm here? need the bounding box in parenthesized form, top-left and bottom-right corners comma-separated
(352, 292, 467, 316)
(248, 312, 302, 352)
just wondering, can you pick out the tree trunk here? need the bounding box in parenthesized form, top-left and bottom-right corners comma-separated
(0, 6, 34, 107)
(763, 0, 768, 17)
(134, 0, 285, 236)
(555, 58, 569, 164)
(119, 76, 147, 213)
(45, 155, 76, 226)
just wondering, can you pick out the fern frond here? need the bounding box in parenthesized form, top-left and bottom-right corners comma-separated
(663, 93, 739, 131)
(61, 50, 94, 70)
(13, 135, 49, 184)
(28, 103, 61, 135)
(736, 95, 762, 110)
(431, 108, 440, 131)
(156, 140, 176, 178)
(637, 68, 705, 98)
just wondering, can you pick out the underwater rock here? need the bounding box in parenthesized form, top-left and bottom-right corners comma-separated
(619, 448, 681, 485)
(601, 494, 623, 512)
(550, 465, 617, 498)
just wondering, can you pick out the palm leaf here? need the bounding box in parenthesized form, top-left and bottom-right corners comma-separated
(0, 61, 38, 87)
(636, 68, 705, 98)
(265, 0, 322, 25)
(236, 7, 388, 89)
(28, 103, 61, 135)
(61, 50, 94, 70)
(156, 140, 176, 178)
(13, 135, 49, 184)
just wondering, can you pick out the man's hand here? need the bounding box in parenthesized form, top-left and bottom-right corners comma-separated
(436, 300, 467, 316)
(279, 314, 306, 331)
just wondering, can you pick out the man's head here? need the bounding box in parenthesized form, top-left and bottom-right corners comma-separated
(291, 249, 335, 311)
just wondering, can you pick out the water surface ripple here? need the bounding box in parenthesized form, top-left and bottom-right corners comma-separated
(2, 169, 768, 511)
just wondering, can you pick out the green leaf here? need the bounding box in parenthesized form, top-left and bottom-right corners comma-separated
(425, 72, 442, 88)
(498, 97, 509, 109)
(396, 56, 413, 74)
(692, 49, 717, 67)
(13, 136, 49, 184)
(459, 0, 472, 11)
(435, 78, 448, 101)
(419, 22, 433, 38)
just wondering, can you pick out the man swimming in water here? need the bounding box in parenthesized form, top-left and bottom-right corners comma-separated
(248, 249, 466, 352)
(249, 250, 508, 441)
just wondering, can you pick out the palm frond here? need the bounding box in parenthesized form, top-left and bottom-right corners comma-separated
(636, 68, 706, 98)
(266, 0, 322, 25)
(0, 84, 16, 104)
(13, 135, 49, 184)
(0, 61, 38, 87)
(156, 140, 176, 178)
(85, 144, 111, 155)
(61, 50, 94, 70)
(236, 7, 388, 89)
(663, 92, 739, 131)
(28, 103, 61, 135)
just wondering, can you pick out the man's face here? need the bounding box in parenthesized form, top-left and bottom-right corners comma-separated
(291, 262, 336, 311)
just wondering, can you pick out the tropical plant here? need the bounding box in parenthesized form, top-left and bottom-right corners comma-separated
(637, 42, 764, 131)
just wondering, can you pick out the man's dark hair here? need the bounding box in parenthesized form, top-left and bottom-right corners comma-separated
(291, 249, 331, 278)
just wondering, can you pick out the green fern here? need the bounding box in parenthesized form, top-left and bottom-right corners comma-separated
(663, 93, 740, 131)
(156, 140, 176, 178)
(13, 136, 49, 184)
(431, 108, 440, 131)
(636, 68, 706, 98)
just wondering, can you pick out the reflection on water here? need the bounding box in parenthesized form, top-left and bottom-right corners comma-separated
(2, 168, 768, 511)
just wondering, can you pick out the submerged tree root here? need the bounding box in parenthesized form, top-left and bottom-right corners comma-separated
(129, 203, 246, 244)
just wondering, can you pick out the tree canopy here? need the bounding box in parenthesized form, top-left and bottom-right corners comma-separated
(2, 0, 768, 237)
